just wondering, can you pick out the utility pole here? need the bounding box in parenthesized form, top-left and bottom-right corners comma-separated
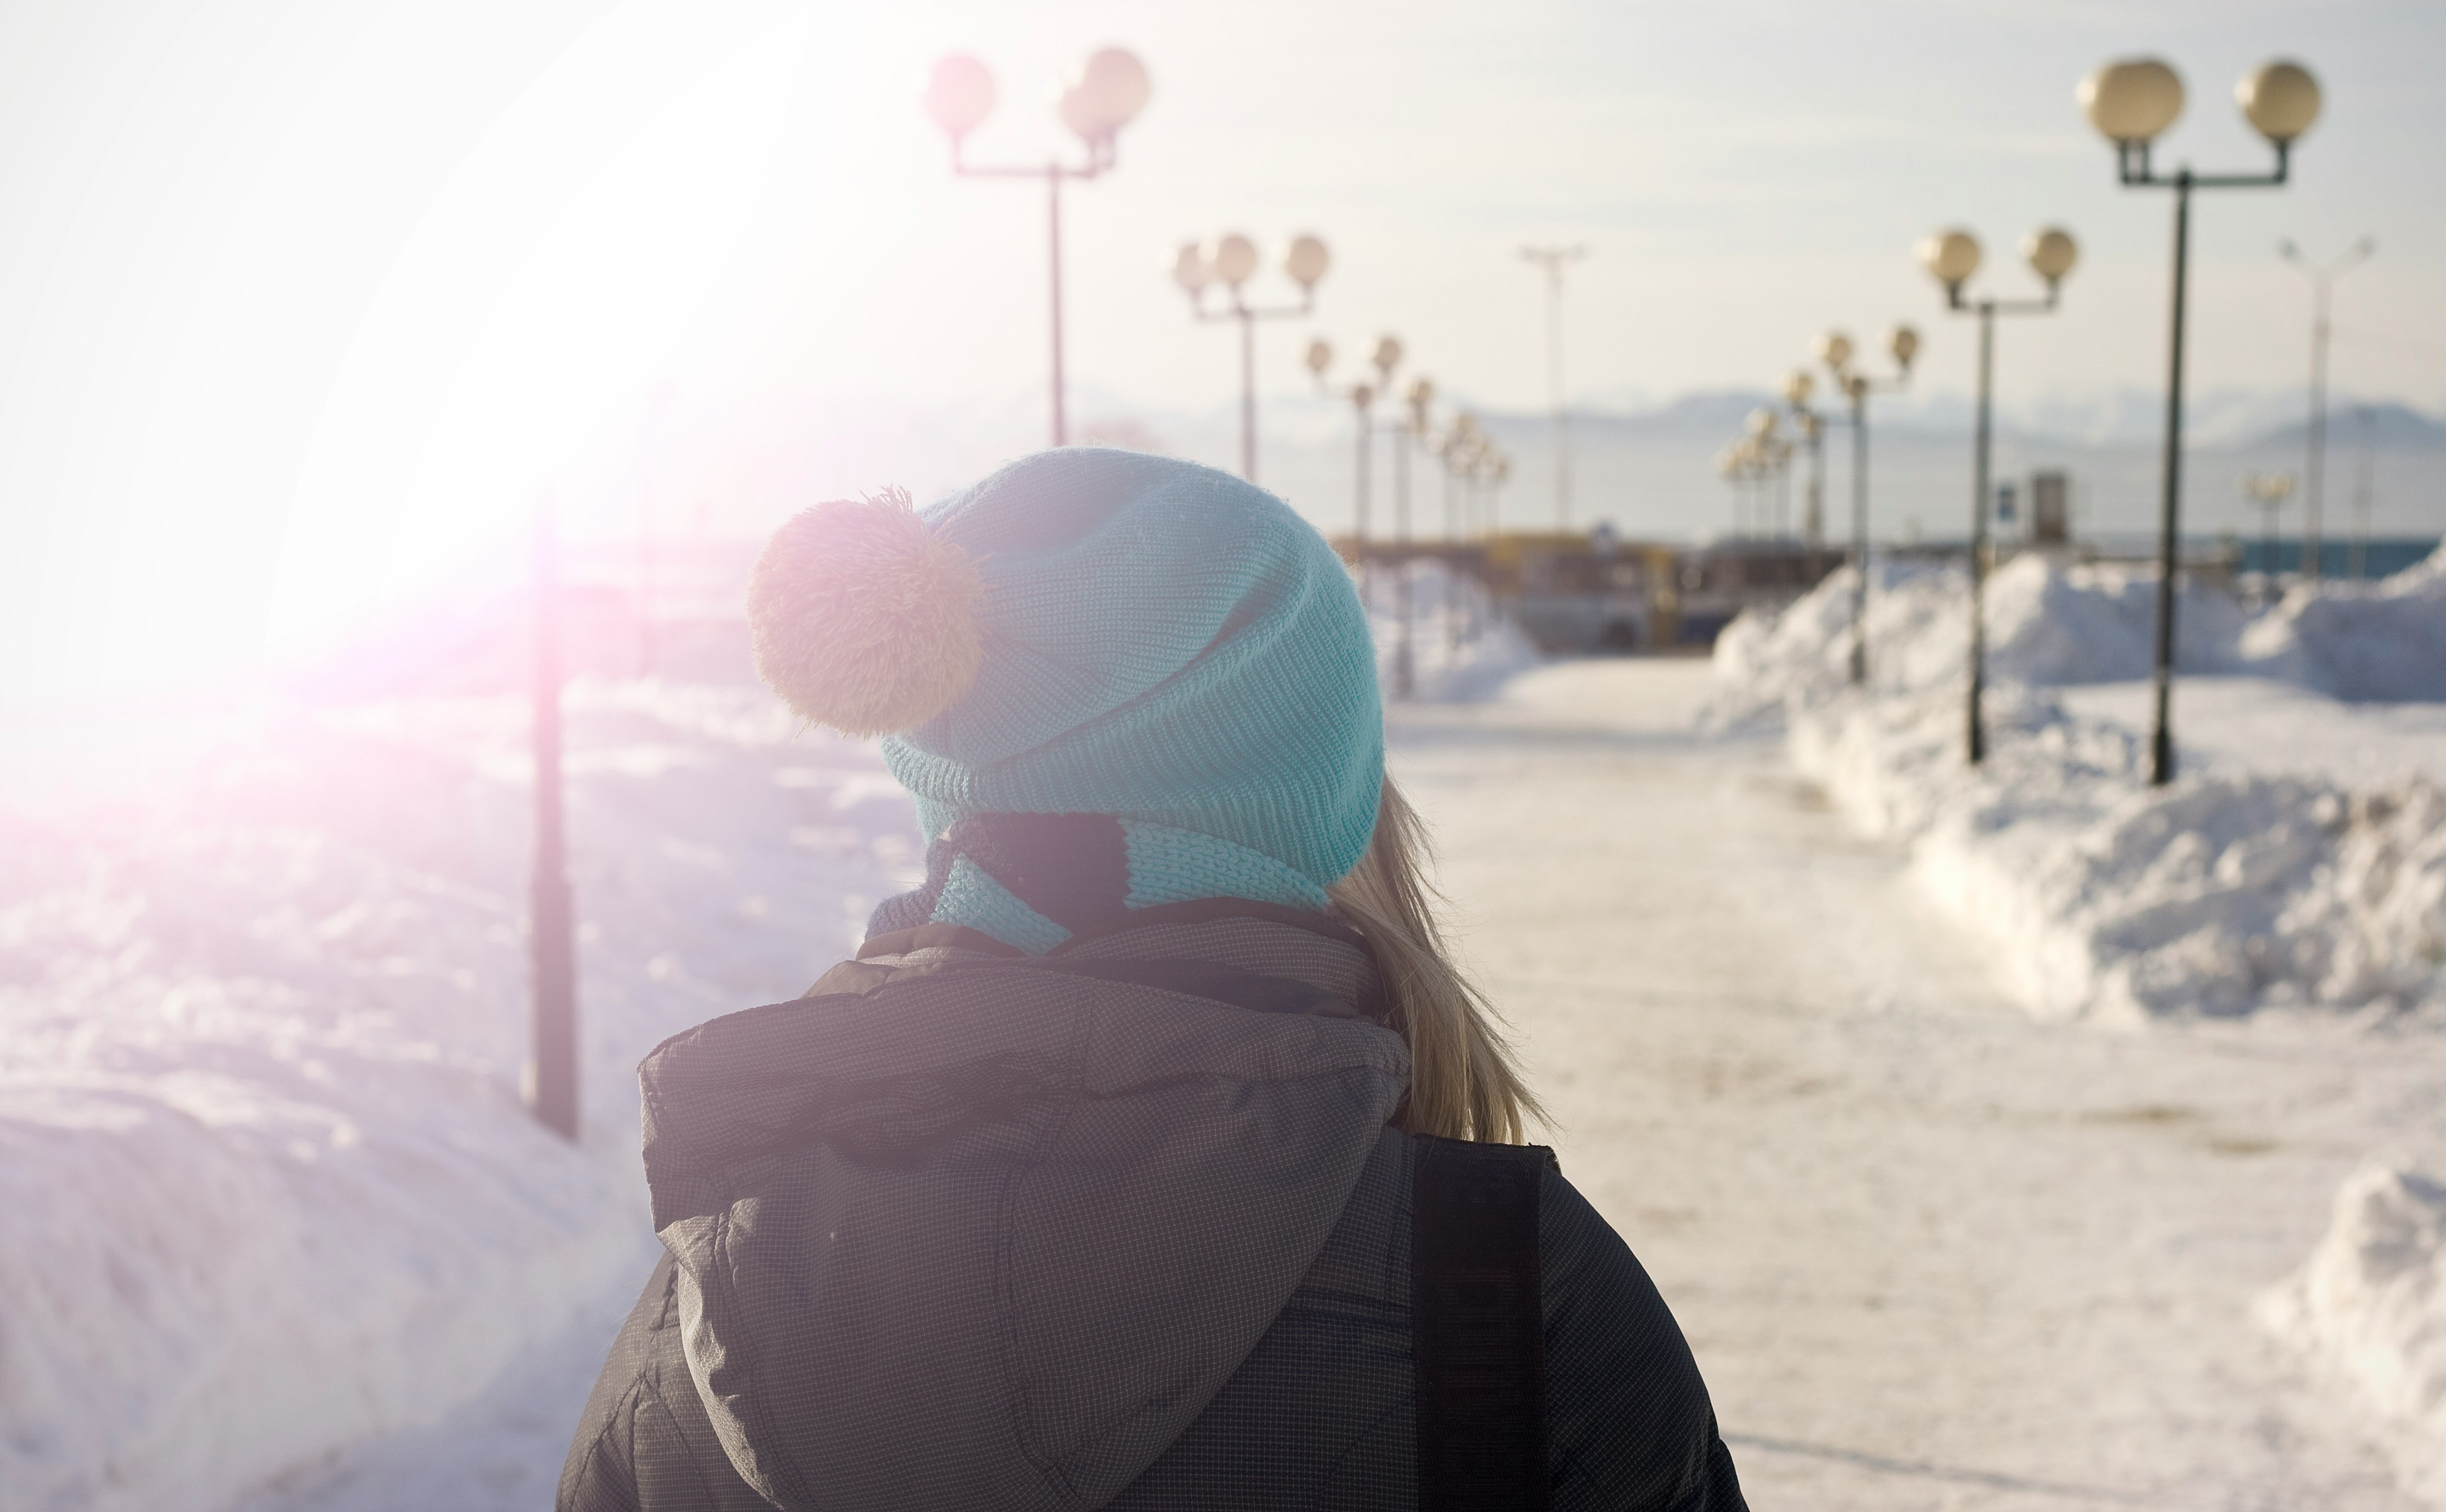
(2279, 236, 2374, 582)
(528, 496, 579, 1141)
(1520, 245, 1587, 531)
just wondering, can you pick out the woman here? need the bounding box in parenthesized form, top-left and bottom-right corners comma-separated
(559, 450, 1743, 1511)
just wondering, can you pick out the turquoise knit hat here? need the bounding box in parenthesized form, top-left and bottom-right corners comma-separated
(747, 448, 1383, 948)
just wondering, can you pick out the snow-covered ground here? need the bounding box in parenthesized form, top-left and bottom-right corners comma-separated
(0, 682, 922, 1512)
(1365, 557, 1543, 703)
(1710, 546, 2446, 1502)
(13, 550, 2446, 1509)
(1712, 548, 2446, 1025)
(0, 572, 1531, 1512)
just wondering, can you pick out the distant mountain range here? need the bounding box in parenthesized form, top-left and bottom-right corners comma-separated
(563, 382, 2446, 553)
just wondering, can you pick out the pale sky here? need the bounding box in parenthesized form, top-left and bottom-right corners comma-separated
(1, 0, 2440, 694)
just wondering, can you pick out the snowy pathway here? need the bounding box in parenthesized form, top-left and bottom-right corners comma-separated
(235, 659, 2442, 1511)
(1397, 658, 2440, 1510)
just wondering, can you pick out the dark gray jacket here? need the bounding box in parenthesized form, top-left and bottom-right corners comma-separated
(559, 907, 1742, 1511)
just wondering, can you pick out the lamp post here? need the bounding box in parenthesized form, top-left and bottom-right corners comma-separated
(1173, 233, 1329, 481)
(1715, 442, 1750, 536)
(1921, 225, 2078, 764)
(528, 497, 578, 1141)
(1817, 324, 1919, 684)
(1752, 409, 1794, 536)
(1307, 333, 1404, 558)
(2081, 54, 2320, 785)
(1381, 376, 1437, 697)
(1521, 245, 1587, 529)
(1438, 413, 1480, 538)
(2350, 405, 2376, 579)
(2241, 469, 2297, 586)
(2277, 236, 2374, 582)
(1721, 411, 1790, 538)
(1785, 370, 1826, 547)
(925, 48, 1151, 448)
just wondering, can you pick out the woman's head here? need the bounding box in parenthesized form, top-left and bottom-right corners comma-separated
(747, 448, 1538, 1141)
(749, 449, 1382, 893)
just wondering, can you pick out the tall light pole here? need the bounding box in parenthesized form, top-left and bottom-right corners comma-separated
(1921, 225, 2078, 765)
(1173, 233, 1329, 481)
(2081, 54, 2320, 786)
(1816, 325, 1918, 685)
(2241, 469, 2297, 583)
(925, 48, 1151, 447)
(1308, 333, 1404, 550)
(2350, 405, 2376, 578)
(1387, 376, 1435, 698)
(1521, 245, 1587, 530)
(1785, 370, 1826, 547)
(528, 496, 578, 1141)
(2278, 236, 2374, 582)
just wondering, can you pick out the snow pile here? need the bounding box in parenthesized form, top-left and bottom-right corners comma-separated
(1719, 548, 2446, 1022)
(1715, 542, 2446, 725)
(1366, 558, 1543, 703)
(1792, 689, 2446, 1020)
(0, 681, 918, 1512)
(1710, 555, 2249, 725)
(2242, 546, 2446, 702)
(2259, 1161, 2446, 1503)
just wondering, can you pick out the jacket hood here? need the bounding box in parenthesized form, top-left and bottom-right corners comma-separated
(634, 909, 1409, 1512)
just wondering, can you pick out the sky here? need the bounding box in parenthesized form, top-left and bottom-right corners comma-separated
(1, 0, 2441, 695)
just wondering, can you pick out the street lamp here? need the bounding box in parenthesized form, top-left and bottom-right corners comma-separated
(2081, 53, 2319, 785)
(2277, 235, 2374, 582)
(1174, 232, 1329, 482)
(1378, 375, 1438, 698)
(1921, 224, 2077, 765)
(1817, 323, 1919, 684)
(1307, 333, 1404, 555)
(1721, 412, 1789, 538)
(1521, 245, 1589, 529)
(1784, 369, 1826, 547)
(1437, 412, 1483, 538)
(925, 47, 1151, 447)
(1750, 408, 1793, 536)
(527, 496, 578, 1140)
(2240, 469, 2297, 587)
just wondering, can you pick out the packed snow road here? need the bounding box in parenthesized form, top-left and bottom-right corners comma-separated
(1400, 658, 2440, 1511)
(227, 657, 2438, 1511)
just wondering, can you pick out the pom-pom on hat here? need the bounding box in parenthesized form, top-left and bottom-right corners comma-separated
(747, 488, 986, 738)
(746, 448, 1383, 913)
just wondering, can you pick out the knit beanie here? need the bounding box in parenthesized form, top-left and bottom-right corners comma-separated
(747, 447, 1383, 953)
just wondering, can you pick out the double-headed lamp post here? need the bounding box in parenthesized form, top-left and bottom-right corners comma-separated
(925, 48, 1151, 448)
(1438, 413, 1482, 538)
(1817, 324, 1919, 684)
(1920, 225, 2079, 765)
(1306, 334, 1404, 552)
(2080, 53, 2320, 785)
(1784, 370, 1826, 547)
(1173, 233, 1330, 482)
(2241, 469, 2297, 582)
(1717, 411, 1792, 538)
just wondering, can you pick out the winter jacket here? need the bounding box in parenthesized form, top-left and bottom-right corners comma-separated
(559, 904, 1743, 1511)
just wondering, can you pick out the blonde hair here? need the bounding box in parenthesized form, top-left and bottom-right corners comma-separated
(1327, 773, 1545, 1143)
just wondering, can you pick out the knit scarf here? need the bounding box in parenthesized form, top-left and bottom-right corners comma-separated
(869, 813, 1331, 955)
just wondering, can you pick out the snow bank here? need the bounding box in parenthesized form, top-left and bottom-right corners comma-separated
(2242, 547, 2446, 702)
(1715, 541, 2445, 724)
(1718, 548, 2446, 1021)
(0, 682, 918, 1512)
(2259, 1161, 2446, 1503)
(1710, 554, 2248, 725)
(1791, 686, 2446, 1021)
(1367, 558, 1542, 703)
